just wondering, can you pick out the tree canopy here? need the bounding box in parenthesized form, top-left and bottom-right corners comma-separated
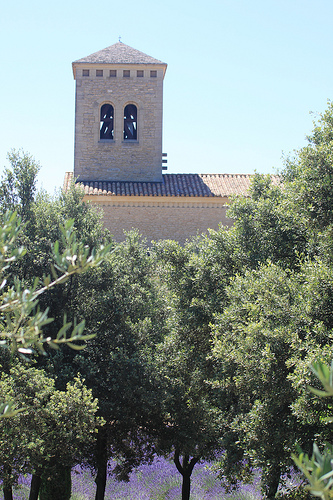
(3, 100, 333, 499)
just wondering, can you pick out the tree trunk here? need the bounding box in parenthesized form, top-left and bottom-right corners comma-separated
(262, 463, 281, 499)
(39, 466, 71, 500)
(181, 470, 191, 500)
(29, 472, 42, 500)
(174, 449, 199, 500)
(3, 465, 13, 500)
(3, 485, 13, 500)
(94, 426, 108, 500)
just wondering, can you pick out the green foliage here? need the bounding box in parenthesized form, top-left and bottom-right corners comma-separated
(293, 361, 333, 500)
(52, 230, 168, 481)
(0, 399, 22, 418)
(0, 149, 40, 223)
(228, 174, 308, 269)
(33, 182, 108, 250)
(0, 364, 100, 495)
(283, 101, 333, 231)
(212, 263, 302, 495)
(309, 361, 333, 399)
(151, 238, 235, 499)
(0, 212, 111, 359)
(4, 96, 333, 500)
(293, 443, 333, 500)
(276, 485, 312, 500)
(0, 165, 112, 419)
(211, 257, 333, 497)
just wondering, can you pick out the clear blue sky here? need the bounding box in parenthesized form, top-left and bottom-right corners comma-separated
(1, 0, 332, 193)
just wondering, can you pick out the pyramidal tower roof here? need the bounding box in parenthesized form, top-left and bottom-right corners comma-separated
(73, 42, 167, 66)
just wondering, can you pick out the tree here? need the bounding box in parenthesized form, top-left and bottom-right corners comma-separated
(0, 149, 40, 225)
(212, 262, 320, 499)
(0, 207, 110, 499)
(67, 230, 166, 500)
(0, 156, 112, 497)
(150, 237, 238, 500)
(0, 149, 111, 383)
(152, 323, 225, 500)
(0, 364, 100, 500)
(227, 173, 308, 270)
(281, 100, 333, 268)
(0, 211, 110, 370)
(283, 101, 333, 231)
(210, 101, 333, 498)
(0, 155, 111, 421)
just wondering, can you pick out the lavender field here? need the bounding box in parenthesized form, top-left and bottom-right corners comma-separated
(6, 456, 303, 500)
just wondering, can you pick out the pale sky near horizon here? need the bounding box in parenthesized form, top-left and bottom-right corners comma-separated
(1, 0, 332, 193)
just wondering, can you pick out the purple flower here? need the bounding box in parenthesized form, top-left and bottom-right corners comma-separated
(9, 457, 304, 498)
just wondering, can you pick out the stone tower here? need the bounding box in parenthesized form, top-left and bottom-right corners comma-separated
(72, 42, 167, 182)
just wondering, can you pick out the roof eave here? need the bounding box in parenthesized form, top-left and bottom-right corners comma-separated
(72, 61, 167, 80)
(82, 193, 230, 204)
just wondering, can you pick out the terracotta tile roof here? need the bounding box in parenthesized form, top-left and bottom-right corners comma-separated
(73, 42, 166, 66)
(64, 172, 259, 198)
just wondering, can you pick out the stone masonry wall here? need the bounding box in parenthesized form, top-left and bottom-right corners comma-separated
(89, 198, 232, 245)
(74, 64, 164, 182)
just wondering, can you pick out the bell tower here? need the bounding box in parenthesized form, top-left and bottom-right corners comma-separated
(72, 42, 167, 182)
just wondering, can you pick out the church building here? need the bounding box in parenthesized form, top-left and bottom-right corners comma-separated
(64, 42, 251, 244)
